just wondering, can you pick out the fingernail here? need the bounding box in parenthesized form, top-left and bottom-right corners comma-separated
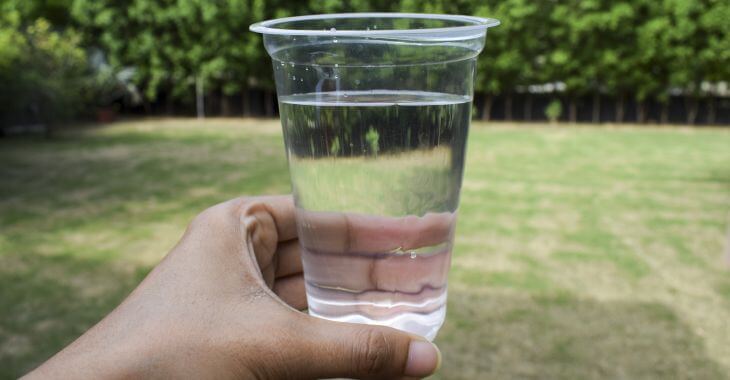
(405, 340, 441, 377)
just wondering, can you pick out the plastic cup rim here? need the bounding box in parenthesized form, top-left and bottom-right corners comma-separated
(249, 12, 500, 38)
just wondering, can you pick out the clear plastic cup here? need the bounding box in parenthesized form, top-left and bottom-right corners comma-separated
(251, 13, 499, 340)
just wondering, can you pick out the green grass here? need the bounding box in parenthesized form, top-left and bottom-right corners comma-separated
(1, 119, 729, 379)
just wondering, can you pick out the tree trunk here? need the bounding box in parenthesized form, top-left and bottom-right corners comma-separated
(637, 101, 646, 123)
(686, 97, 698, 125)
(143, 98, 152, 115)
(660, 102, 668, 124)
(592, 92, 600, 123)
(505, 94, 513, 121)
(569, 98, 577, 123)
(165, 94, 174, 115)
(524, 94, 533, 121)
(707, 97, 716, 125)
(195, 76, 205, 119)
(242, 90, 250, 116)
(481, 95, 492, 121)
(221, 94, 231, 116)
(616, 93, 625, 123)
(264, 90, 275, 116)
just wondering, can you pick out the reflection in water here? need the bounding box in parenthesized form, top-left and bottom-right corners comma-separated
(281, 90, 471, 216)
(279, 91, 472, 339)
(297, 209, 456, 340)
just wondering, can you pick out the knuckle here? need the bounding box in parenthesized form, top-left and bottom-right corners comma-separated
(353, 329, 393, 375)
(187, 198, 250, 234)
(187, 206, 218, 232)
(188, 204, 226, 231)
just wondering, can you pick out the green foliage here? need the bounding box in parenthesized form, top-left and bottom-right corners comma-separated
(1, 0, 74, 27)
(70, 0, 269, 103)
(473, 0, 549, 95)
(472, 0, 726, 116)
(545, 100, 563, 123)
(0, 10, 87, 127)
(2, 0, 727, 119)
(365, 127, 380, 156)
(329, 136, 341, 155)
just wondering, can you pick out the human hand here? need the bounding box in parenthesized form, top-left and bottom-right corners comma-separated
(26, 196, 441, 379)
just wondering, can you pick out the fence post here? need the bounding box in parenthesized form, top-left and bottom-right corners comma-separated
(196, 75, 205, 119)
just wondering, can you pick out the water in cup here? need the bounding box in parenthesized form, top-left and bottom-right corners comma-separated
(280, 90, 470, 340)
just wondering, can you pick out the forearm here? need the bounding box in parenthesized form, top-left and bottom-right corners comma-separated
(25, 303, 250, 379)
(24, 316, 155, 379)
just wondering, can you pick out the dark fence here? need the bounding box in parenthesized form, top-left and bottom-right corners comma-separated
(132, 90, 730, 126)
(474, 94, 730, 125)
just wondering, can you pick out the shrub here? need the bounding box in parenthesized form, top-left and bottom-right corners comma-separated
(545, 100, 563, 123)
(0, 13, 87, 129)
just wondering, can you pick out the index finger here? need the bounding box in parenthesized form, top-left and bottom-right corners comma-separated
(296, 210, 456, 254)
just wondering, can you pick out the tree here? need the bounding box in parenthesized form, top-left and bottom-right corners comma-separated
(632, 0, 679, 123)
(602, 2, 643, 123)
(0, 7, 87, 129)
(698, 0, 730, 124)
(664, 0, 699, 124)
(71, 0, 269, 115)
(473, 0, 547, 121)
(6, 0, 722, 123)
(2, 0, 75, 27)
(665, 0, 728, 124)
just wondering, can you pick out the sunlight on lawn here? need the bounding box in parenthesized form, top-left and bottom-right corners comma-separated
(1, 119, 729, 378)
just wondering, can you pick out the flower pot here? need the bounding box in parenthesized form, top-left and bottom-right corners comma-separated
(96, 107, 116, 123)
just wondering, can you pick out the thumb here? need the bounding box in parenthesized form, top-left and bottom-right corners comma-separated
(285, 316, 442, 379)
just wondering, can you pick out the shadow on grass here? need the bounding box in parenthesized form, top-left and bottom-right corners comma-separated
(0, 124, 291, 378)
(0, 127, 290, 229)
(0, 252, 151, 378)
(4, 267, 725, 379)
(436, 289, 727, 380)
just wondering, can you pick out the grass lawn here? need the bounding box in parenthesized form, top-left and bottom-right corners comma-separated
(1, 119, 729, 379)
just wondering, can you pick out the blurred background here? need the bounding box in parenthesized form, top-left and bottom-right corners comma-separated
(1, 0, 729, 379)
(1, 0, 729, 126)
